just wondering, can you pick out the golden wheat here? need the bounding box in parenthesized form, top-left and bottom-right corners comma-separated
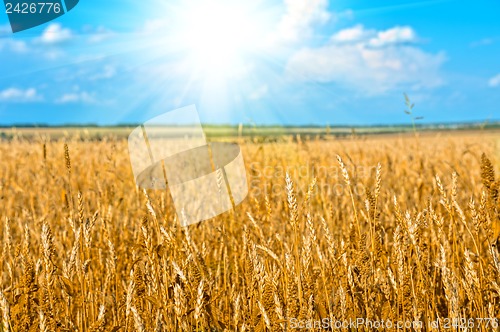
(0, 131, 498, 331)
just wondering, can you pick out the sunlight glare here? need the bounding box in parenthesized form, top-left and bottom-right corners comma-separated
(176, 1, 266, 77)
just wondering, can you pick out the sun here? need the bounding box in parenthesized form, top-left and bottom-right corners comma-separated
(138, 0, 277, 118)
(173, 1, 269, 77)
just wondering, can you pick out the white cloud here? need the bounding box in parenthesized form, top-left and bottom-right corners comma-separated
(1, 23, 73, 57)
(369, 26, 416, 47)
(89, 65, 117, 80)
(275, 0, 330, 43)
(330, 24, 368, 43)
(0, 88, 42, 102)
(489, 74, 500, 87)
(56, 92, 96, 104)
(0, 25, 28, 52)
(38, 23, 72, 44)
(286, 25, 445, 94)
(42, 49, 66, 60)
(88, 26, 114, 43)
(330, 25, 416, 46)
(470, 38, 495, 47)
(0, 39, 28, 53)
(0, 24, 11, 33)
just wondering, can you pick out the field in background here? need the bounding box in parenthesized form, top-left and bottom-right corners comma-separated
(0, 130, 499, 330)
(1, 121, 500, 140)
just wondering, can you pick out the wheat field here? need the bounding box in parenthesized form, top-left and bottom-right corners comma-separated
(0, 131, 499, 331)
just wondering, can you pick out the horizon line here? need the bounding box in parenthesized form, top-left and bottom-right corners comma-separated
(0, 119, 499, 129)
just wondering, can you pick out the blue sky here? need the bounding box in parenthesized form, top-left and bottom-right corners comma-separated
(0, 0, 499, 125)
